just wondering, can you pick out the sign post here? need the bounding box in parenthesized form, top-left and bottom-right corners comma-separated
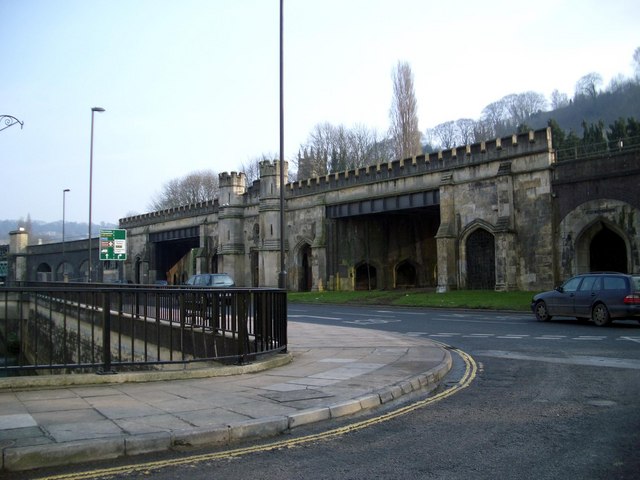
(100, 229, 127, 261)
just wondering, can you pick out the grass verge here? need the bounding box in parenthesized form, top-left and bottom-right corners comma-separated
(287, 289, 535, 311)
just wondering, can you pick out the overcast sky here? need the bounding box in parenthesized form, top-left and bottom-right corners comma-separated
(1, 0, 638, 225)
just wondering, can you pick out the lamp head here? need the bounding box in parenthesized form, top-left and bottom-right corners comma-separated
(92, 107, 105, 113)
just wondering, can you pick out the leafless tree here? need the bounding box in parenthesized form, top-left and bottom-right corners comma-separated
(504, 92, 547, 127)
(480, 98, 509, 138)
(575, 72, 603, 99)
(431, 121, 458, 149)
(389, 61, 422, 159)
(633, 46, 640, 80)
(240, 153, 277, 185)
(297, 123, 388, 179)
(148, 170, 220, 211)
(456, 118, 477, 145)
(550, 89, 570, 109)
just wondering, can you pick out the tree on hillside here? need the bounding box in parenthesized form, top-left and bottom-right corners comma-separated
(389, 61, 422, 159)
(550, 89, 570, 110)
(296, 123, 388, 179)
(148, 170, 220, 211)
(633, 46, 640, 80)
(575, 72, 603, 99)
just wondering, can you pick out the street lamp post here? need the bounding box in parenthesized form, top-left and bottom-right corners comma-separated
(88, 107, 105, 282)
(62, 188, 70, 281)
(278, 0, 287, 290)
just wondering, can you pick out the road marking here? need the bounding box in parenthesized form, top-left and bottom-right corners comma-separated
(343, 318, 401, 325)
(475, 350, 640, 370)
(574, 336, 607, 341)
(288, 314, 341, 320)
(619, 336, 640, 344)
(534, 335, 566, 340)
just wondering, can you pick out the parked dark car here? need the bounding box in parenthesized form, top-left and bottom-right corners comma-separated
(185, 273, 235, 287)
(531, 272, 640, 326)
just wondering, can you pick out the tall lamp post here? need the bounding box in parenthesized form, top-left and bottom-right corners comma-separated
(62, 188, 70, 280)
(88, 107, 105, 282)
(278, 0, 287, 289)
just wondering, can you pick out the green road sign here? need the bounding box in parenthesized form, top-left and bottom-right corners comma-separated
(100, 229, 127, 261)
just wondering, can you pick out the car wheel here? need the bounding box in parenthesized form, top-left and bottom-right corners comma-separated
(592, 303, 611, 326)
(534, 300, 552, 322)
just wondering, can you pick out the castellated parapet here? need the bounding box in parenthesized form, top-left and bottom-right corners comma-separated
(259, 160, 288, 199)
(218, 171, 247, 207)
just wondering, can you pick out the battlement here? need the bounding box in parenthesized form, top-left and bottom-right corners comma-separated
(287, 128, 552, 197)
(259, 160, 288, 178)
(219, 171, 246, 188)
(119, 199, 218, 228)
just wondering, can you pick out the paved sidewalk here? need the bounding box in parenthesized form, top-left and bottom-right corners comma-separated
(0, 321, 451, 472)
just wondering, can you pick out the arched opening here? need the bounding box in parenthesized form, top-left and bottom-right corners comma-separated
(36, 263, 52, 282)
(590, 225, 627, 273)
(211, 251, 219, 273)
(466, 228, 496, 290)
(355, 263, 377, 290)
(56, 262, 73, 281)
(299, 244, 312, 291)
(135, 258, 142, 284)
(395, 260, 417, 288)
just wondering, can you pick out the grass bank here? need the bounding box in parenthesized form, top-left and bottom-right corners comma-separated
(288, 289, 535, 312)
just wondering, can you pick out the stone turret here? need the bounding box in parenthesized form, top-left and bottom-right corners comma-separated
(8, 228, 29, 284)
(258, 160, 288, 287)
(217, 172, 247, 280)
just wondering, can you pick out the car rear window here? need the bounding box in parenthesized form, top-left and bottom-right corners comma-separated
(603, 276, 627, 290)
(632, 276, 640, 291)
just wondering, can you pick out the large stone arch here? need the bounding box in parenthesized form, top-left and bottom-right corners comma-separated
(459, 221, 497, 290)
(558, 199, 640, 280)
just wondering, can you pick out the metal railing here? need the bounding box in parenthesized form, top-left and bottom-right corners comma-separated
(0, 284, 287, 376)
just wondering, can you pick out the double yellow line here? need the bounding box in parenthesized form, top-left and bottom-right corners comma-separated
(36, 347, 477, 480)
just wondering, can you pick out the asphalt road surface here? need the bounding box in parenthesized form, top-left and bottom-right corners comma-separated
(22, 304, 640, 480)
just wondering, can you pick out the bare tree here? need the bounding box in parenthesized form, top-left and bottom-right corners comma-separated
(240, 153, 277, 185)
(148, 170, 220, 211)
(389, 61, 422, 159)
(575, 72, 603, 99)
(456, 118, 477, 145)
(431, 121, 458, 149)
(550, 89, 570, 109)
(480, 98, 509, 138)
(504, 92, 547, 127)
(297, 123, 388, 179)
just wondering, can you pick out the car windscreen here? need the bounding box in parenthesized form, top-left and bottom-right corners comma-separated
(632, 276, 640, 291)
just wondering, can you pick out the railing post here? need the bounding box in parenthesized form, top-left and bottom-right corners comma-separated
(99, 291, 116, 374)
(237, 292, 248, 364)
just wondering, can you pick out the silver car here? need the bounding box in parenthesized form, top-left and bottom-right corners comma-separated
(531, 273, 640, 326)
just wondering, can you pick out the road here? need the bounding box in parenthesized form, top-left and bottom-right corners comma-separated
(25, 304, 640, 480)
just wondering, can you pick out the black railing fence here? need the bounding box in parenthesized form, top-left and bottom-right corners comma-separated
(0, 284, 287, 376)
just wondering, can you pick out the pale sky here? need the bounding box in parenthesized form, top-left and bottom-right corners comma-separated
(1, 0, 638, 225)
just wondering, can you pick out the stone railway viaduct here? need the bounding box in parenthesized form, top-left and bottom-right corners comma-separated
(9, 128, 640, 292)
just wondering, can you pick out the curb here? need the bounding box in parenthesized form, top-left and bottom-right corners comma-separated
(2, 350, 452, 472)
(0, 353, 293, 391)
